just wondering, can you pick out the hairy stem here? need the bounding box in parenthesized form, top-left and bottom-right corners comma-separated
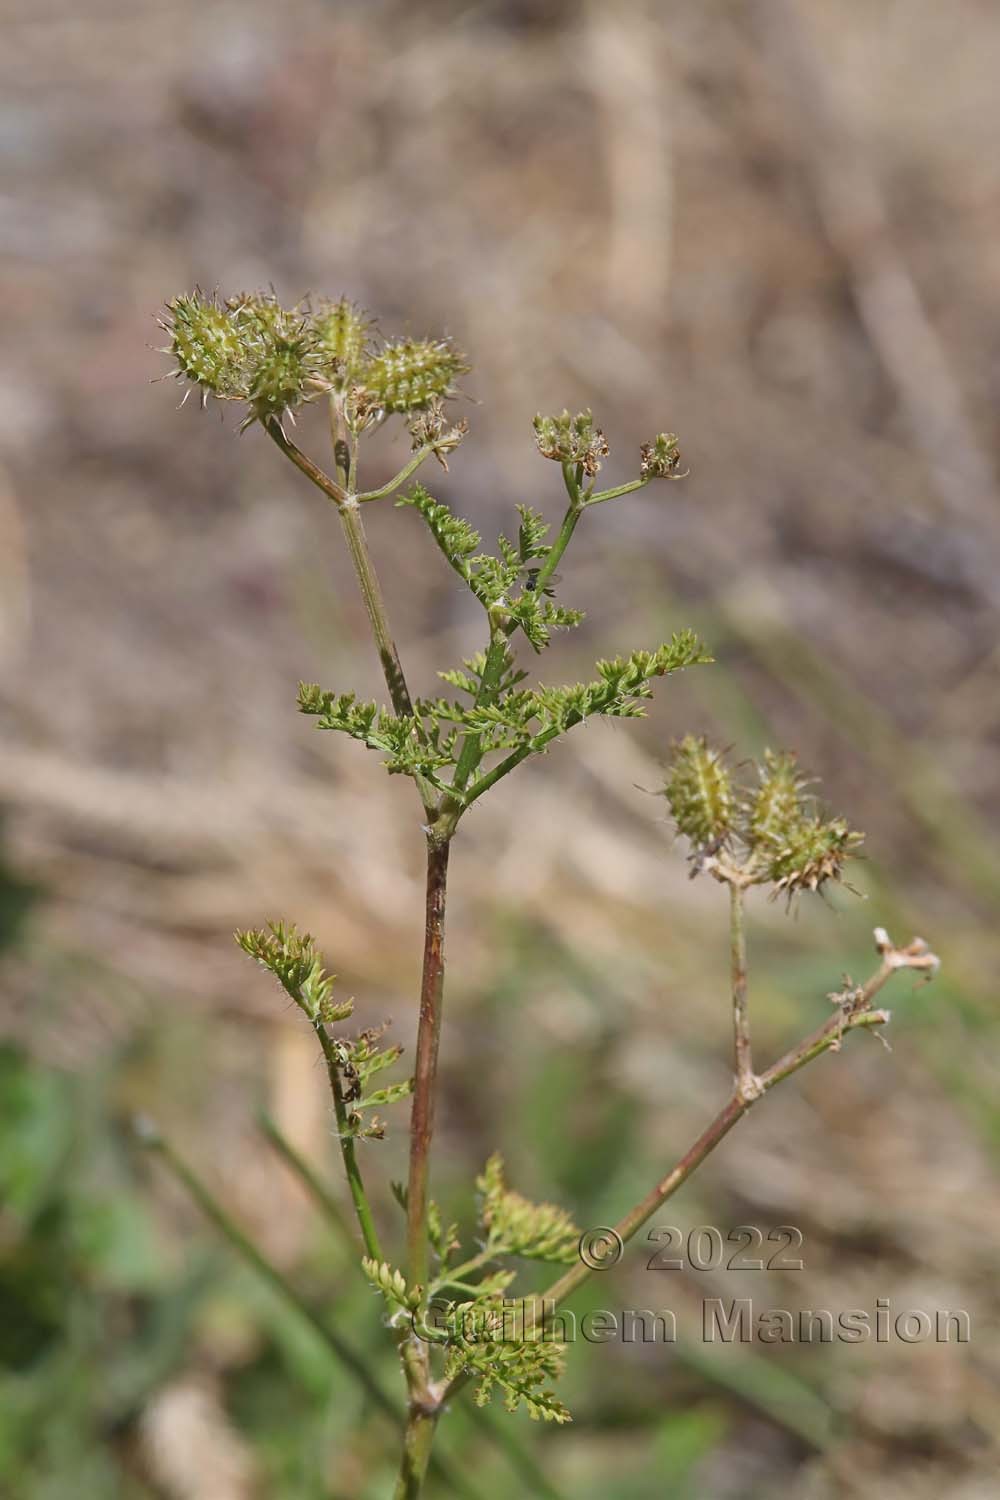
(406, 837, 452, 1292)
(729, 882, 758, 1099)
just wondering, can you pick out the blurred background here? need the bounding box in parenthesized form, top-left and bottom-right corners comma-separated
(3, 0, 999, 1495)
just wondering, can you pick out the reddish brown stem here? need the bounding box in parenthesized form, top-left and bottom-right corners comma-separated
(406, 837, 451, 1292)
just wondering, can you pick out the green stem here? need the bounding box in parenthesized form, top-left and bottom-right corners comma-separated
(337, 500, 440, 822)
(266, 415, 439, 822)
(532, 489, 584, 593)
(358, 445, 435, 502)
(337, 500, 413, 720)
(142, 1129, 397, 1421)
(584, 477, 649, 507)
(406, 837, 452, 1294)
(446, 621, 512, 806)
(395, 1406, 441, 1500)
(428, 1247, 498, 1296)
(439, 477, 595, 830)
(311, 1022, 384, 1264)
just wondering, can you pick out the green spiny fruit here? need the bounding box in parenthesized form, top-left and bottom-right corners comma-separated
(361, 336, 467, 415)
(230, 293, 320, 427)
(746, 750, 805, 853)
(310, 296, 374, 390)
(664, 735, 734, 849)
(161, 291, 250, 402)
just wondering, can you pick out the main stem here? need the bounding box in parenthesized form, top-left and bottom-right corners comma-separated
(406, 837, 452, 1292)
(729, 882, 758, 1099)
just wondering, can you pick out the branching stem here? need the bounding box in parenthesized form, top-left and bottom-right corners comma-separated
(358, 444, 435, 502)
(530, 953, 905, 1321)
(265, 417, 346, 505)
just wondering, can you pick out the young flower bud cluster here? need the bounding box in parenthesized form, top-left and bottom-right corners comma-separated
(664, 740, 863, 897)
(640, 432, 686, 480)
(533, 409, 610, 477)
(161, 290, 466, 431)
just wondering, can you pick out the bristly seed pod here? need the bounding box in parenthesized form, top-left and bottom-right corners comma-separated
(766, 816, 864, 898)
(228, 293, 322, 429)
(161, 291, 251, 403)
(640, 433, 687, 481)
(361, 337, 467, 415)
(533, 409, 610, 478)
(746, 749, 805, 854)
(162, 290, 324, 427)
(310, 296, 374, 391)
(664, 735, 735, 850)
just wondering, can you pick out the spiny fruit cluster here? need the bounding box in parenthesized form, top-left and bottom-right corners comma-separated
(664, 738, 863, 896)
(160, 290, 467, 431)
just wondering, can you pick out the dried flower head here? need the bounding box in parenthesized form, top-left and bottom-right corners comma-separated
(407, 397, 469, 470)
(765, 816, 864, 898)
(533, 410, 610, 477)
(640, 433, 686, 480)
(664, 735, 735, 851)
